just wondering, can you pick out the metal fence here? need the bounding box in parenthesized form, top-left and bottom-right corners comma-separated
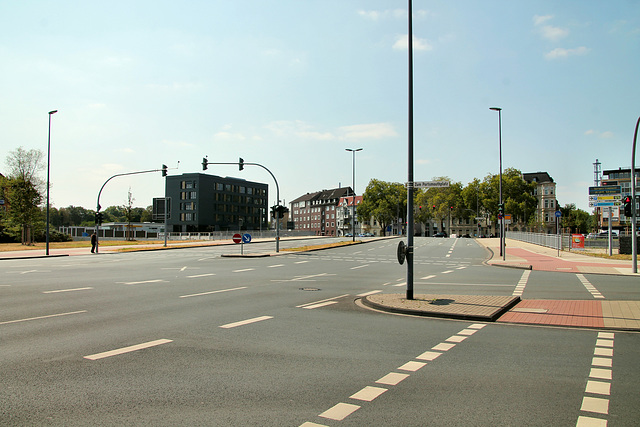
(507, 231, 620, 250)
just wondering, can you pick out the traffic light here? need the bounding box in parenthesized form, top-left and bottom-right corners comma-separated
(624, 196, 632, 217)
(498, 203, 504, 217)
(277, 205, 289, 219)
(271, 205, 278, 218)
(239, 157, 244, 171)
(161, 164, 168, 177)
(202, 157, 208, 170)
(95, 212, 103, 225)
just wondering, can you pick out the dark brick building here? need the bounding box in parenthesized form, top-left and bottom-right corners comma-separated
(161, 173, 268, 232)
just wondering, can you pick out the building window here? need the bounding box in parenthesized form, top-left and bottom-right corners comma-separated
(190, 191, 197, 199)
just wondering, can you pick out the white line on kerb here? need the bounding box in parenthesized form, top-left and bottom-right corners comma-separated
(0, 310, 87, 326)
(84, 339, 173, 360)
(219, 316, 273, 329)
(179, 286, 247, 298)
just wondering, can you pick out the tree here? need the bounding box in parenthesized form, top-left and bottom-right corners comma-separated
(560, 204, 595, 234)
(358, 179, 406, 236)
(3, 147, 46, 244)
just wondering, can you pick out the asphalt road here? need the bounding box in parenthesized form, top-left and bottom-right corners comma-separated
(1, 237, 638, 426)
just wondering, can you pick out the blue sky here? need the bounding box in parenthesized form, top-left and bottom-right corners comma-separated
(1, 1, 638, 213)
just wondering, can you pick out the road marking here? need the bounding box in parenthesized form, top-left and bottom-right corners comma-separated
(513, 270, 530, 297)
(577, 274, 605, 299)
(297, 294, 350, 308)
(303, 301, 339, 310)
(219, 315, 273, 329)
(186, 273, 216, 278)
(421, 275, 436, 280)
(432, 342, 456, 351)
(179, 286, 247, 298)
(577, 332, 615, 425)
(180, 266, 187, 271)
(319, 403, 360, 421)
(446, 335, 467, 343)
(441, 270, 454, 274)
(84, 339, 172, 360)
(300, 423, 328, 427)
(350, 264, 369, 270)
(398, 361, 426, 372)
(458, 329, 478, 336)
(350, 386, 387, 402)
(120, 279, 165, 285)
(233, 268, 255, 273)
(43, 287, 93, 294)
(357, 290, 382, 297)
(0, 310, 87, 326)
(416, 351, 442, 361)
(295, 261, 309, 264)
(20, 270, 38, 274)
(268, 264, 284, 268)
(375, 372, 409, 386)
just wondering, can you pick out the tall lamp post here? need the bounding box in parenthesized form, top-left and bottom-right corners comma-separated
(631, 116, 640, 274)
(46, 110, 58, 256)
(490, 107, 505, 261)
(346, 148, 362, 241)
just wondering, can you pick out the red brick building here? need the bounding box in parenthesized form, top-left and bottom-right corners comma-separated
(290, 187, 352, 236)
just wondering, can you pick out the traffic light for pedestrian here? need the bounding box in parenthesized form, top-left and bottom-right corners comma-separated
(161, 164, 168, 177)
(239, 157, 244, 171)
(624, 196, 632, 217)
(95, 212, 103, 225)
(202, 157, 208, 170)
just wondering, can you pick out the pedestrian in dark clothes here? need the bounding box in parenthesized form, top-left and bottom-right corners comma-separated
(91, 233, 97, 253)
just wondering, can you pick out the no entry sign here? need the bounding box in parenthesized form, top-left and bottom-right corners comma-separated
(232, 233, 242, 244)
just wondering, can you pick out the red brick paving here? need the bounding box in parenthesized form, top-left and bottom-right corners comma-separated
(498, 300, 605, 328)
(506, 248, 623, 273)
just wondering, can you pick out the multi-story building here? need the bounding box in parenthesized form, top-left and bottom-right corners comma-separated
(160, 173, 268, 233)
(290, 187, 352, 236)
(598, 167, 640, 230)
(336, 195, 362, 236)
(523, 172, 558, 233)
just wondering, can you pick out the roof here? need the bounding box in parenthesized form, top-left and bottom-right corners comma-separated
(523, 172, 554, 183)
(290, 187, 353, 205)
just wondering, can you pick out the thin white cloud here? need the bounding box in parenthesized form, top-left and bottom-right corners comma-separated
(338, 123, 397, 140)
(533, 14, 569, 41)
(545, 46, 590, 59)
(212, 132, 247, 142)
(358, 9, 429, 21)
(393, 34, 433, 51)
(162, 139, 196, 148)
(584, 130, 614, 138)
(533, 15, 553, 26)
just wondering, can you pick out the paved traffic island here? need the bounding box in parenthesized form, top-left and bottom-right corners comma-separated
(362, 293, 520, 322)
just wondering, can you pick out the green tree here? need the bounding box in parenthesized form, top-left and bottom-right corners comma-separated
(358, 179, 406, 236)
(3, 147, 45, 244)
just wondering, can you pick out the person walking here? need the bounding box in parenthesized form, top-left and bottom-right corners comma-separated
(91, 232, 97, 253)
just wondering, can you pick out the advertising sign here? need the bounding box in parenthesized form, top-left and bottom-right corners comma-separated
(571, 234, 585, 249)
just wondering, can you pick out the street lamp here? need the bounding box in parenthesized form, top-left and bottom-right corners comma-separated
(345, 148, 362, 242)
(490, 107, 505, 261)
(46, 109, 58, 256)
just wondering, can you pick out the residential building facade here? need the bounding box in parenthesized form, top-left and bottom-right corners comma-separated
(336, 195, 362, 236)
(523, 172, 558, 233)
(290, 187, 352, 236)
(161, 173, 268, 233)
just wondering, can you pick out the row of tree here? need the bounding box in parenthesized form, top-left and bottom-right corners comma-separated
(356, 168, 595, 236)
(1, 147, 155, 244)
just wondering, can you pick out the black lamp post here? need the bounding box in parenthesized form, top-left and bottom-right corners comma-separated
(490, 107, 505, 261)
(46, 110, 58, 255)
(345, 148, 362, 241)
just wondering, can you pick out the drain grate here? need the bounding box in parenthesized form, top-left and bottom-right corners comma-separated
(299, 287, 321, 291)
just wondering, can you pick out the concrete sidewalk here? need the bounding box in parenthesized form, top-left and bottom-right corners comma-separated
(477, 237, 637, 276)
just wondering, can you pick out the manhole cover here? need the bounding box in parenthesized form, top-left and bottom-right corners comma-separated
(299, 287, 321, 291)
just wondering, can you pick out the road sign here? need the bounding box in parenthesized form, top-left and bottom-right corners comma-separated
(242, 233, 252, 244)
(407, 181, 450, 188)
(504, 214, 512, 225)
(589, 186, 621, 196)
(397, 241, 407, 265)
(589, 201, 622, 207)
(555, 210, 562, 218)
(589, 195, 621, 201)
(232, 233, 242, 244)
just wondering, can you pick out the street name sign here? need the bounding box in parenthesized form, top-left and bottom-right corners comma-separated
(407, 181, 450, 188)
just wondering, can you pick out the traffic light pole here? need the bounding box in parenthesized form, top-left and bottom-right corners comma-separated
(95, 167, 165, 254)
(202, 158, 281, 253)
(631, 116, 640, 273)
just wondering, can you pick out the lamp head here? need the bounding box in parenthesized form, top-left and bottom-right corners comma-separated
(48, 110, 58, 115)
(489, 107, 501, 112)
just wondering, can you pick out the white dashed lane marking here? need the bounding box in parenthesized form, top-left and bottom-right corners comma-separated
(577, 332, 615, 426)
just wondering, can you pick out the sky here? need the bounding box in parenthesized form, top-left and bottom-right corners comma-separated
(1, 0, 638, 214)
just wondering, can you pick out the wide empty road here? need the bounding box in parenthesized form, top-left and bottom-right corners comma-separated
(1, 237, 638, 426)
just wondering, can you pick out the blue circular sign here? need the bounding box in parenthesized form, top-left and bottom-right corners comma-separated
(555, 211, 562, 218)
(242, 233, 252, 243)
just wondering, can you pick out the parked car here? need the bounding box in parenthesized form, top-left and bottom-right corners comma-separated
(434, 232, 447, 238)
